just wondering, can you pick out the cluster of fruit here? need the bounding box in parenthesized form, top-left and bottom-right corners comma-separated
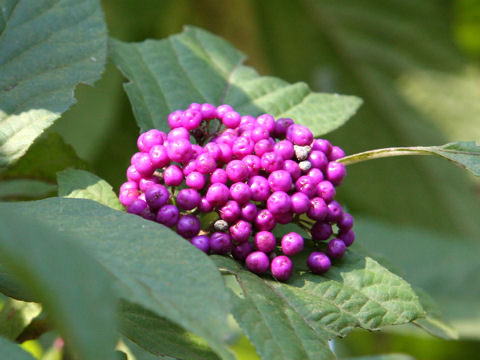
(119, 103, 354, 281)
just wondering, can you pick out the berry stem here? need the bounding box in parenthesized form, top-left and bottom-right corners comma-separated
(337, 146, 433, 166)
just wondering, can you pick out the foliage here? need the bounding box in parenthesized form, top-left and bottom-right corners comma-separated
(0, 1, 479, 359)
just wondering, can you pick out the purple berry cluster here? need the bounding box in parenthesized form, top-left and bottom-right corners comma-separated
(119, 103, 354, 281)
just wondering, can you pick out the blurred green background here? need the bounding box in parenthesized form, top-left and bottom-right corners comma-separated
(43, 0, 480, 358)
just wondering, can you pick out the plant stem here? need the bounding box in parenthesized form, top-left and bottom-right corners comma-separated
(337, 146, 433, 166)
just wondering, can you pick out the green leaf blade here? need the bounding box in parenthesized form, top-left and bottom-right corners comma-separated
(431, 141, 480, 176)
(0, 336, 36, 360)
(110, 26, 361, 135)
(57, 169, 123, 210)
(0, 0, 107, 171)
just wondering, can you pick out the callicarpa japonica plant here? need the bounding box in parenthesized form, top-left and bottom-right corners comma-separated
(0, 1, 479, 360)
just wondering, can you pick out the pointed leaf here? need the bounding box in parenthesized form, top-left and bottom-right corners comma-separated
(427, 142, 480, 176)
(0, 198, 233, 360)
(109, 26, 361, 135)
(0, 0, 107, 171)
(0, 299, 41, 340)
(0, 204, 117, 360)
(57, 169, 123, 210)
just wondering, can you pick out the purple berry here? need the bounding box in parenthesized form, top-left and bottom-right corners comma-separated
(120, 181, 138, 193)
(220, 200, 241, 223)
(327, 238, 346, 259)
(248, 176, 270, 202)
(307, 197, 328, 221)
(307, 252, 331, 274)
(167, 139, 193, 163)
(230, 220, 252, 244)
(177, 215, 201, 239)
(339, 229, 355, 247)
(274, 211, 293, 224)
(167, 127, 190, 141)
(245, 251, 270, 274)
(149, 145, 170, 168)
(196, 153, 217, 174)
(317, 180, 336, 202)
(255, 209, 276, 231)
(268, 170, 292, 192)
(273, 140, 294, 160)
(119, 189, 140, 207)
(326, 161, 346, 186)
(326, 200, 343, 222)
(338, 212, 354, 232)
(210, 232, 232, 255)
(217, 143, 233, 163)
(200, 103, 217, 119)
(181, 109, 202, 130)
(167, 110, 183, 129)
(232, 136, 254, 159)
(273, 118, 294, 138)
(242, 155, 261, 177)
(186, 171, 206, 190)
(190, 235, 210, 253)
(271, 256, 293, 281)
(241, 202, 258, 222)
(210, 168, 228, 184)
(261, 152, 283, 173)
(164, 164, 184, 186)
(254, 138, 274, 157)
(145, 184, 169, 211)
(142, 129, 165, 150)
(198, 197, 213, 213)
(295, 176, 317, 198)
(177, 188, 201, 210)
(308, 151, 328, 170)
(132, 153, 155, 177)
(127, 198, 148, 215)
(329, 146, 345, 161)
(312, 139, 332, 155)
(232, 241, 254, 261)
(225, 160, 249, 183)
(267, 191, 291, 215)
(206, 183, 230, 207)
(254, 231, 276, 253)
(283, 160, 302, 180)
(256, 114, 275, 133)
(289, 125, 313, 146)
(139, 176, 159, 192)
(230, 182, 252, 204)
(311, 221, 332, 241)
(223, 111, 241, 128)
(307, 168, 324, 185)
(156, 204, 180, 227)
(290, 192, 311, 214)
(281, 232, 304, 256)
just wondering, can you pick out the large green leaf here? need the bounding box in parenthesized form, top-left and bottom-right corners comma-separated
(252, 0, 480, 238)
(0, 336, 35, 360)
(0, 0, 107, 171)
(109, 26, 361, 135)
(354, 217, 480, 339)
(0, 204, 117, 360)
(214, 253, 423, 360)
(0, 198, 233, 360)
(57, 169, 123, 210)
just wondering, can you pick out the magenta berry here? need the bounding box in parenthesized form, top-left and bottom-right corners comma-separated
(145, 184, 169, 211)
(177, 188, 201, 210)
(210, 168, 228, 184)
(327, 238, 346, 259)
(156, 204, 180, 227)
(271, 256, 293, 281)
(220, 200, 241, 223)
(232, 241, 254, 261)
(226, 160, 249, 182)
(230, 220, 252, 244)
(267, 191, 291, 215)
(245, 251, 270, 274)
(255, 209, 276, 231)
(230, 182, 252, 204)
(254, 231, 276, 253)
(241, 202, 258, 222)
(186, 171, 206, 190)
(164, 164, 183, 186)
(210, 232, 232, 255)
(206, 183, 230, 207)
(190, 235, 210, 254)
(268, 170, 292, 192)
(177, 214, 201, 239)
(307, 252, 331, 274)
(326, 161, 346, 186)
(281, 232, 304, 256)
(290, 192, 311, 214)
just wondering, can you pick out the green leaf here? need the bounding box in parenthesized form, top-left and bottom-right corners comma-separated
(109, 26, 361, 135)
(57, 169, 123, 210)
(214, 253, 423, 360)
(0, 0, 107, 171)
(0, 298, 41, 340)
(119, 301, 220, 360)
(0, 180, 56, 200)
(354, 217, 480, 339)
(0, 132, 88, 183)
(0, 204, 117, 360)
(252, 0, 480, 238)
(0, 198, 233, 360)
(0, 336, 35, 360)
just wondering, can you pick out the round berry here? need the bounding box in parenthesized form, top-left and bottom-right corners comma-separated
(327, 238, 346, 259)
(329, 146, 345, 161)
(283, 160, 302, 180)
(177, 215, 201, 239)
(339, 229, 355, 247)
(210, 232, 232, 255)
(241, 202, 258, 222)
(190, 235, 210, 253)
(273, 118, 294, 138)
(273, 140, 294, 160)
(307, 197, 328, 221)
(145, 184, 169, 211)
(338, 212, 354, 233)
(267, 191, 291, 215)
(164, 164, 183, 186)
(326, 161, 346, 186)
(196, 153, 217, 174)
(223, 111, 241, 128)
(217, 142, 233, 163)
(290, 192, 311, 214)
(226, 160, 249, 182)
(210, 168, 228, 184)
(232, 241, 254, 261)
(230, 182, 252, 204)
(308, 168, 324, 185)
(295, 176, 317, 198)
(317, 180, 336, 202)
(167, 127, 190, 141)
(311, 221, 332, 241)
(127, 199, 147, 215)
(220, 200, 241, 223)
(177, 188, 201, 210)
(156, 204, 180, 227)
(251, 126, 270, 142)
(181, 109, 202, 130)
(242, 155, 261, 177)
(255, 209, 276, 231)
(271, 256, 293, 281)
(256, 114, 275, 133)
(204, 142, 221, 160)
(308, 151, 328, 170)
(268, 170, 292, 192)
(167, 110, 183, 129)
(232, 136, 254, 159)
(206, 183, 230, 207)
(120, 181, 138, 193)
(261, 152, 283, 173)
(289, 125, 313, 146)
(281, 232, 304, 256)
(307, 252, 331, 274)
(245, 251, 270, 274)
(248, 176, 270, 202)
(142, 129, 165, 150)
(254, 231, 276, 253)
(119, 189, 140, 207)
(312, 139, 332, 155)
(132, 153, 155, 177)
(167, 139, 193, 163)
(139, 176, 159, 192)
(198, 197, 213, 213)
(230, 220, 252, 244)
(200, 103, 217, 119)
(254, 138, 274, 157)
(149, 145, 170, 168)
(326, 200, 343, 223)
(186, 171, 206, 190)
